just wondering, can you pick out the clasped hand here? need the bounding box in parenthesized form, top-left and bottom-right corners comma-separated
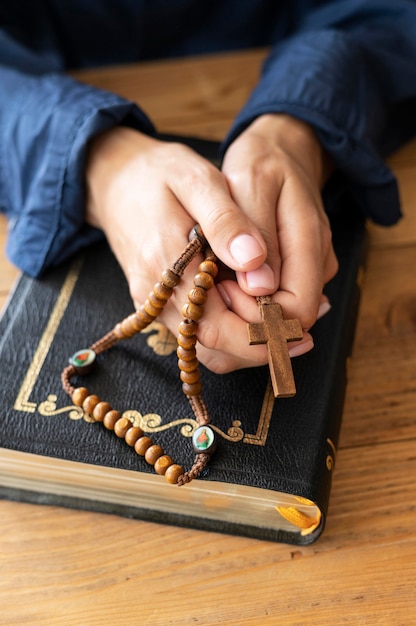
(86, 114, 338, 373)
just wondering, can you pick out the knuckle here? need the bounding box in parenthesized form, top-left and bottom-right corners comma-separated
(196, 322, 235, 374)
(181, 155, 219, 189)
(203, 203, 240, 238)
(197, 320, 222, 354)
(128, 274, 148, 306)
(321, 221, 333, 250)
(200, 352, 233, 375)
(326, 252, 339, 282)
(140, 240, 164, 275)
(165, 143, 218, 185)
(300, 309, 318, 331)
(226, 156, 276, 190)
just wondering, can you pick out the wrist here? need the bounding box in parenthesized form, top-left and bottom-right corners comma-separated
(85, 127, 120, 230)
(85, 126, 150, 230)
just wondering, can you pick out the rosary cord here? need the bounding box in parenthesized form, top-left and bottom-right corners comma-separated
(62, 227, 218, 485)
(188, 395, 211, 425)
(177, 453, 211, 485)
(61, 365, 77, 396)
(172, 235, 204, 275)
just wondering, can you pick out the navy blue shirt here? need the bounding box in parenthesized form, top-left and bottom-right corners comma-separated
(1, 0, 416, 276)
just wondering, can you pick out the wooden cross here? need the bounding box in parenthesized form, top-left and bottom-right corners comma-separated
(247, 300, 303, 398)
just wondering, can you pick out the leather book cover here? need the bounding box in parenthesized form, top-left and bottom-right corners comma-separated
(0, 138, 367, 544)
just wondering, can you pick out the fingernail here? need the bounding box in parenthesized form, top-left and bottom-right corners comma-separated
(229, 234, 264, 267)
(216, 283, 232, 309)
(317, 300, 331, 320)
(245, 264, 275, 291)
(289, 339, 314, 358)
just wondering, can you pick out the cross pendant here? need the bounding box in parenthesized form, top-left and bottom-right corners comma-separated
(247, 300, 303, 398)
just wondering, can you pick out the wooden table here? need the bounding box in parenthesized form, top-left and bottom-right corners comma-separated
(1, 50, 415, 625)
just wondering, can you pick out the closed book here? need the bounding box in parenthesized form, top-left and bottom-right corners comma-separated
(0, 137, 366, 545)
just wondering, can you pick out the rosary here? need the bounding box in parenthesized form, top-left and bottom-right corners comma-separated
(61, 226, 302, 485)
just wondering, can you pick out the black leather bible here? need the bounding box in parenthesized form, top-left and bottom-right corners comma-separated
(0, 138, 367, 544)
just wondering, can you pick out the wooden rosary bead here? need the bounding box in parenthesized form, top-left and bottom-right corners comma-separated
(92, 401, 113, 422)
(177, 345, 197, 362)
(116, 316, 139, 338)
(177, 333, 197, 350)
(182, 302, 203, 322)
(114, 323, 125, 339)
(194, 272, 214, 291)
(72, 387, 89, 407)
(178, 319, 198, 337)
(199, 259, 218, 277)
(161, 268, 180, 288)
(182, 381, 202, 396)
(103, 410, 122, 430)
(122, 322, 137, 337)
(153, 282, 173, 301)
(188, 287, 208, 305)
(144, 299, 160, 318)
(125, 426, 144, 446)
(178, 358, 199, 373)
(82, 394, 101, 415)
(63, 232, 220, 488)
(134, 436, 153, 456)
(164, 463, 184, 485)
(137, 305, 156, 324)
(114, 417, 132, 438)
(154, 455, 174, 475)
(148, 291, 166, 309)
(180, 369, 201, 385)
(144, 444, 164, 465)
(126, 313, 143, 332)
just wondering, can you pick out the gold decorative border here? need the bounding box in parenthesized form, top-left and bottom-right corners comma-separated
(326, 438, 337, 471)
(243, 380, 274, 445)
(13, 255, 275, 446)
(14, 256, 84, 413)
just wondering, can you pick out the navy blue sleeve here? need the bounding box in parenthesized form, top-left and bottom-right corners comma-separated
(0, 32, 155, 277)
(2, 1, 416, 278)
(223, 0, 416, 226)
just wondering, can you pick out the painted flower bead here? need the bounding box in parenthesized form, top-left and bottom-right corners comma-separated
(192, 425, 217, 455)
(69, 348, 96, 374)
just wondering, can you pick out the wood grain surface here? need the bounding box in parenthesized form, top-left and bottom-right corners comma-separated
(1, 49, 415, 626)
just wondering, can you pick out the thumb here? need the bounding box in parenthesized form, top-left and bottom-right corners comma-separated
(170, 157, 269, 274)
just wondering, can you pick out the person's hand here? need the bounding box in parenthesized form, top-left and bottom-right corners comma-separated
(84, 122, 336, 373)
(86, 127, 304, 373)
(220, 113, 338, 344)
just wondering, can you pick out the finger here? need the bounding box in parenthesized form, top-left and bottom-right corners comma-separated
(157, 279, 270, 373)
(316, 294, 332, 323)
(212, 280, 315, 361)
(323, 238, 339, 285)
(271, 177, 337, 329)
(126, 189, 197, 304)
(166, 144, 273, 278)
(222, 142, 283, 296)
